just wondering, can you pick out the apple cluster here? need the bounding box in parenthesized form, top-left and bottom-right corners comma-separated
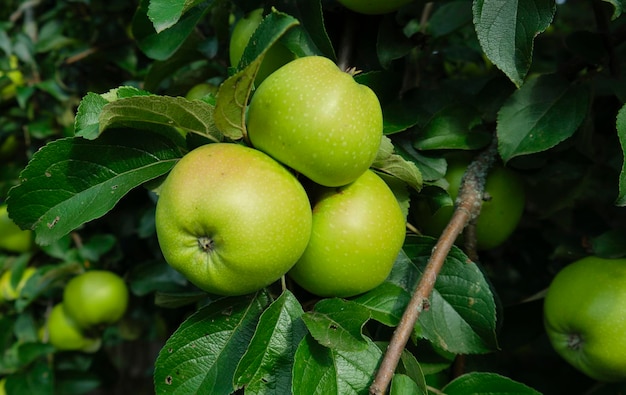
(155, 55, 407, 298)
(46, 270, 129, 353)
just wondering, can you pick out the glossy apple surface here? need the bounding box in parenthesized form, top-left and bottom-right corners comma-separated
(0, 204, 33, 253)
(247, 56, 383, 187)
(62, 270, 129, 329)
(47, 303, 101, 353)
(544, 256, 626, 382)
(288, 170, 406, 297)
(336, 0, 414, 14)
(229, 8, 295, 85)
(155, 143, 312, 296)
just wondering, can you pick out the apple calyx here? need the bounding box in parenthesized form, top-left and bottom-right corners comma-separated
(198, 236, 214, 253)
(567, 333, 584, 351)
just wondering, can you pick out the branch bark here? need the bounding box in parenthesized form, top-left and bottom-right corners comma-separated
(369, 140, 499, 394)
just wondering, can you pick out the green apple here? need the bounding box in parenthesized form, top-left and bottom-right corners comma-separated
(336, 0, 414, 14)
(414, 156, 525, 250)
(63, 270, 129, 329)
(155, 143, 312, 296)
(229, 8, 295, 85)
(0, 55, 24, 101)
(0, 267, 35, 301)
(544, 256, 626, 382)
(47, 303, 101, 353)
(185, 82, 218, 101)
(247, 56, 383, 187)
(0, 204, 33, 253)
(0, 378, 5, 395)
(288, 170, 406, 297)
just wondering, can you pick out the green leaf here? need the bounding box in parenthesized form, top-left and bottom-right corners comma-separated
(353, 282, 411, 327)
(234, 290, 307, 394)
(616, 103, 626, 206)
(372, 153, 423, 193)
(603, 0, 624, 19)
(6, 129, 182, 245)
(147, 0, 208, 33)
(377, 15, 415, 69)
(302, 298, 371, 352)
(132, 0, 209, 60)
(128, 260, 189, 296)
(74, 87, 153, 140)
(390, 374, 425, 395)
(237, 10, 300, 72)
(413, 104, 491, 151)
(473, 0, 555, 87)
(387, 236, 498, 354)
(99, 95, 220, 143)
(153, 292, 271, 394)
(443, 372, 542, 395)
(277, 0, 336, 60)
(215, 11, 299, 140)
(497, 74, 590, 162)
(428, 1, 473, 37)
(394, 139, 447, 182)
(292, 334, 382, 395)
(4, 360, 53, 395)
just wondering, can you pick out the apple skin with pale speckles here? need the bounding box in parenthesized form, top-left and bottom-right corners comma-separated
(155, 143, 312, 296)
(247, 56, 383, 187)
(288, 170, 406, 297)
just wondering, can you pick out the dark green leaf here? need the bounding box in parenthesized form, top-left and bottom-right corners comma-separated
(414, 104, 491, 151)
(4, 360, 53, 395)
(603, 0, 624, 19)
(292, 334, 382, 395)
(616, 103, 626, 206)
(388, 236, 498, 354)
(6, 129, 182, 245)
(302, 298, 371, 352)
(128, 260, 189, 296)
(428, 1, 473, 37)
(497, 74, 590, 162)
(147, 0, 208, 33)
(473, 0, 555, 87)
(234, 290, 307, 394)
(237, 10, 300, 72)
(353, 282, 410, 327)
(377, 15, 414, 69)
(443, 372, 542, 395)
(390, 374, 425, 395)
(132, 0, 209, 60)
(277, 0, 336, 60)
(372, 152, 423, 193)
(153, 292, 271, 394)
(154, 291, 209, 309)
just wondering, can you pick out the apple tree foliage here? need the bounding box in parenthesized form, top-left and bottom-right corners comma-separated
(1, 0, 626, 394)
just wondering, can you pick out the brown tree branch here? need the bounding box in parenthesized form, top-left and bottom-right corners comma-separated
(369, 140, 498, 394)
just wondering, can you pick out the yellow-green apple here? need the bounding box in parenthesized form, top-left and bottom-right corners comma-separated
(62, 270, 129, 329)
(155, 143, 312, 296)
(288, 170, 406, 297)
(544, 256, 626, 382)
(247, 56, 383, 187)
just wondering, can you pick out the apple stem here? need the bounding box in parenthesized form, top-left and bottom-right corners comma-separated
(337, 13, 356, 72)
(369, 138, 498, 395)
